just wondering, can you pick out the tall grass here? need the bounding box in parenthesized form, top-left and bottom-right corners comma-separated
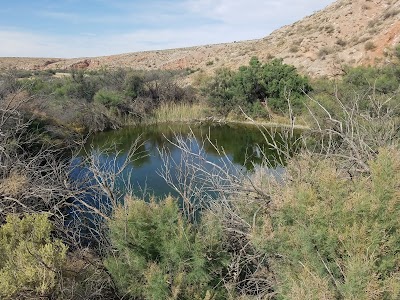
(152, 102, 209, 123)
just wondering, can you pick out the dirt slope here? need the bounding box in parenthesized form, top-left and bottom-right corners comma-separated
(1, 0, 399, 77)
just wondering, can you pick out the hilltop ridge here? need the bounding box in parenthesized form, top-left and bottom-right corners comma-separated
(1, 0, 399, 77)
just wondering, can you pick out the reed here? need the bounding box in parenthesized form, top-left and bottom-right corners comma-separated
(152, 102, 209, 123)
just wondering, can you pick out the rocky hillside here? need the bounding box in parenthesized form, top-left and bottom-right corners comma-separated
(1, 0, 399, 77)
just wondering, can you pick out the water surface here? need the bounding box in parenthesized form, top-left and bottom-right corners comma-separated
(80, 122, 289, 200)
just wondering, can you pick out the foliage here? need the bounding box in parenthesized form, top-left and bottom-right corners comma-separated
(255, 149, 400, 299)
(205, 57, 311, 117)
(93, 88, 125, 108)
(10, 68, 199, 132)
(205, 68, 241, 116)
(105, 196, 228, 300)
(395, 44, 400, 60)
(308, 64, 400, 130)
(123, 73, 145, 99)
(0, 214, 67, 299)
(343, 65, 400, 94)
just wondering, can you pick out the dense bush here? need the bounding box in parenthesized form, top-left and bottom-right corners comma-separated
(0, 214, 67, 299)
(343, 65, 400, 94)
(205, 57, 311, 117)
(105, 196, 228, 299)
(14, 68, 198, 132)
(307, 64, 400, 132)
(254, 149, 400, 299)
(395, 44, 400, 59)
(204, 68, 239, 116)
(93, 88, 125, 107)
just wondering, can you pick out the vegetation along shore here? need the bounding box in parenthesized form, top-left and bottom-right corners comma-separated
(1, 0, 400, 298)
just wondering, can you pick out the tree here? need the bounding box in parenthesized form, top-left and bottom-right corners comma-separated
(205, 68, 241, 116)
(205, 57, 311, 117)
(261, 58, 311, 113)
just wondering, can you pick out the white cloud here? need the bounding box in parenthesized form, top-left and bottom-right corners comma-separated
(184, 0, 329, 20)
(183, 0, 333, 29)
(0, 0, 335, 58)
(0, 30, 62, 57)
(39, 11, 81, 22)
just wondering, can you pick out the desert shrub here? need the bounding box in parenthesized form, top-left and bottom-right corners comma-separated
(205, 68, 240, 116)
(318, 46, 334, 58)
(336, 38, 347, 47)
(0, 214, 67, 299)
(70, 70, 98, 101)
(93, 88, 125, 108)
(205, 57, 311, 117)
(75, 102, 122, 132)
(123, 73, 145, 99)
(395, 44, 400, 59)
(383, 9, 400, 19)
(309, 65, 400, 125)
(365, 41, 376, 51)
(0, 72, 25, 97)
(9, 67, 200, 131)
(247, 101, 270, 119)
(342, 65, 400, 97)
(105, 196, 228, 300)
(59, 249, 119, 300)
(289, 45, 299, 53)
(256, 149, 400, 299)
(23, 77, 49, 94)
(130, 96, 157, 119)
(13, 69, 32, 78)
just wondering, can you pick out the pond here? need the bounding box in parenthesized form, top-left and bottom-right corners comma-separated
(76, 122, 292, 201)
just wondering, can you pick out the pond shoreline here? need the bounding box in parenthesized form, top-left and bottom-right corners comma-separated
(135, 117, 310, 131)
(118, 103, 310, 132)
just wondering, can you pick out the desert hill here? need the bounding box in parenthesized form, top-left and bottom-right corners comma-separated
(1, 0, 399, 77)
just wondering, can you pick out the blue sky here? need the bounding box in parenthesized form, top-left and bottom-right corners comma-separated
(0, 0, 334, 58)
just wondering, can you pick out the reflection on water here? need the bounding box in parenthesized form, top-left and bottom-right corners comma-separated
(78, 123, 295, 199)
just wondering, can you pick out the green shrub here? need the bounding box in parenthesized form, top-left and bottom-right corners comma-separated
(395, 44, 400, 59)
(70, 70, 98, 101)
(204, 68, 239, 116)
(308, 65, 400, 125)
(123, 73, 145, 99)
(105, 196, 228, 300)
(256, 149, 400, 299)
(248, 101, 270, 119)
(0, 214, 67, 299)
(94, 88, 125, 107)
(205, 57, 311, 117)
(343, 65, 400, 94)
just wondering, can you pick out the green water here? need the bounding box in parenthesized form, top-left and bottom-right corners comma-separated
(82, 122, 290, 199)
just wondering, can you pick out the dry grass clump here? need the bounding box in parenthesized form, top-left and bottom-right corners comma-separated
(365, 41, 377, 51)
(152, 102, 209, 123)
(317, 46, 334, 58)
(0, 171, 28, 197)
